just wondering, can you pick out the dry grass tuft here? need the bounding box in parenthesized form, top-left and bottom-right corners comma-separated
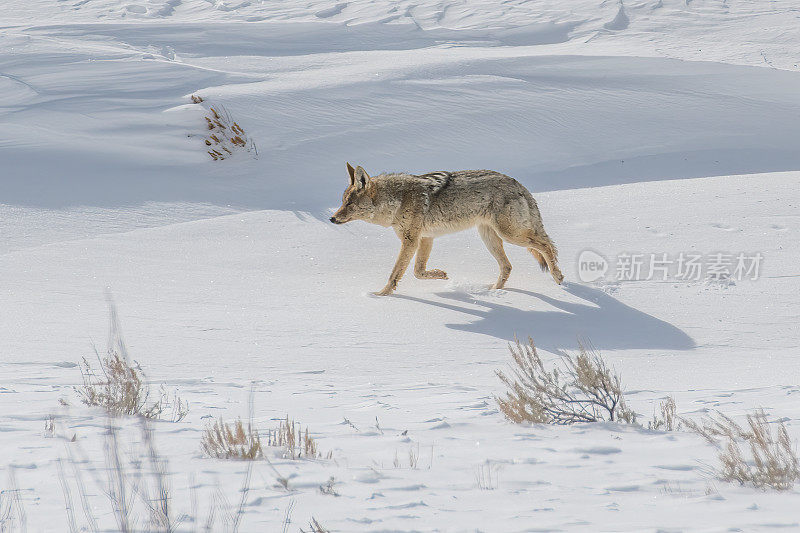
(684, 410, 799, 491)
(77, 351, 164, 419)
(201, 418, 263, 460)
(76, 301, 188, 421)
(496, 337, 636, 425)
(267, 416, 319, 460)
(301, 518, 330, 533)
(649, 396, 680, 431)
(392, 444, 422, 469)
(190, 96, 257, 160)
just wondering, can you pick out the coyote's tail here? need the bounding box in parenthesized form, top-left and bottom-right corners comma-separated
(527, 234, 558, 273)
(522, 193, 559, 274)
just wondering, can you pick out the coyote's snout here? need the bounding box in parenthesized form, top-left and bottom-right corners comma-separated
(331, 163, 564, 296)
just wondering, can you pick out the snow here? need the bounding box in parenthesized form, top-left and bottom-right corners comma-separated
(1, 0, 800, 531)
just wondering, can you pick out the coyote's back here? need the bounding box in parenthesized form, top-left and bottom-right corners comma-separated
(410, 170, 549, 237)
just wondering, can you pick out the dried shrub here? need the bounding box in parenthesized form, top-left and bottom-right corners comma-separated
(201, 418, 263, 460)
(496, 337, 636, 425)
(649, 396, 680, 431)
(190, 96, 257, 160)
(267, 416, 318, 460)
(76, 303, 187, 421)
(78, 352, 163, 419)
(684, 410, 800, 491)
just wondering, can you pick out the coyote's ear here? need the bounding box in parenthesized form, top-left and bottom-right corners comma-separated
(354, 165, 369, 189)
(346, 162, 356, 185)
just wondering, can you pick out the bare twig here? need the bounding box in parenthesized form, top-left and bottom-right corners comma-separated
(140, 418, 171, 531)
(231, 463, 252, 533)
(649, 396, 680, 431)
(105, 423, 131, 533)
(280, 500, 295, 533)
(6, 468, 27, 533)
(65, 444, 99, 533)
(56, 459, 78, 533)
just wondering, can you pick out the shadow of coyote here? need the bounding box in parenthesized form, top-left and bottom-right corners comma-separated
(331, 163, 563, 295)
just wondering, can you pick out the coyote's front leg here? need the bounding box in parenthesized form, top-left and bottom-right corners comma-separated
(375, 231, 420, 296)
(413, 237, 448, 280)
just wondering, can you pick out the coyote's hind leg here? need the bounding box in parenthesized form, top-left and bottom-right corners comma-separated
(492, 222, 563, 285)
(528, 248, 548, 272)
(478, 224, 512, 289)
(414, 237, 448, 280)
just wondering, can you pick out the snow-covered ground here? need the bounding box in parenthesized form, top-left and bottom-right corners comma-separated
(2, 1, 799, 530)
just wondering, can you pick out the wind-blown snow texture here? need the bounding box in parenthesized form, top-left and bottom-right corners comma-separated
(1, 1, 799, 531)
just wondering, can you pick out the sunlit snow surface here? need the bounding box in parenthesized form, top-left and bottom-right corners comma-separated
(1, 1, 799, 530)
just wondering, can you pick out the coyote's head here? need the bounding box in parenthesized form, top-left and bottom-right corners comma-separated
(330, 163, 374, 224)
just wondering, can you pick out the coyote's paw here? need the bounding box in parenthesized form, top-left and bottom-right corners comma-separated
(373, 286, 395, 296)
(416, 269, 448, 280)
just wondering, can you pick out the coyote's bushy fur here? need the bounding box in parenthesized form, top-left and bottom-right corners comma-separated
(331, 163, 563, 295)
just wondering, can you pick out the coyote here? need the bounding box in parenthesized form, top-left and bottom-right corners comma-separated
(330, 163, 564, 296)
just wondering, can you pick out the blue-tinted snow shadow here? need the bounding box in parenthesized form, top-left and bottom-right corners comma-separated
(4, 46, 800, 211)
(30, 21, 578, 58)
(393, 282, 694, 352)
